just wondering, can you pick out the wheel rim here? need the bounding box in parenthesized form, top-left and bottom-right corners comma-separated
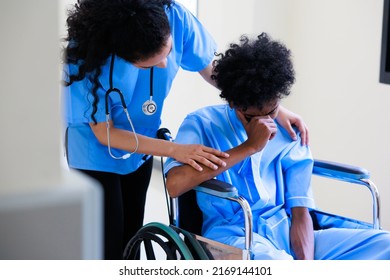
(123, 222, 194, 260)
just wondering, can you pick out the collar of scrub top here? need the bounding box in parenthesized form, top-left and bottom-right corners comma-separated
(104, 53, 139, 160)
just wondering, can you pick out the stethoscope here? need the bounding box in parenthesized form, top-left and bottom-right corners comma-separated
(105, 54, 157, 160)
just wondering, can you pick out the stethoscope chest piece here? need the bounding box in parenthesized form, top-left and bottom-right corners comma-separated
(142, 99, 157, 115)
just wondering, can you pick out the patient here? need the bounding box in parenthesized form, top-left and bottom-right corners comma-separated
(164, 33, 390, 260)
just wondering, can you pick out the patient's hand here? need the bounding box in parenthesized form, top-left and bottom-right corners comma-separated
(237, 111, 277, 153)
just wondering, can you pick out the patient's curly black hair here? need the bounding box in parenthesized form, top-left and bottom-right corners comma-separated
(211, 33, 295, 111)
(62, 0, 172, 123)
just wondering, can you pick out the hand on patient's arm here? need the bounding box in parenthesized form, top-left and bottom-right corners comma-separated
(290, 207, 314, 260)
(276, 105, 309, 146)
(171, 143, 229, 172)
(90, 120, 229, 172)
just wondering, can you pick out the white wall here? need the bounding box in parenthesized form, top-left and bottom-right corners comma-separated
(283, 0, 390, 229)
(0, 1, 61, 194)
(0, 0, 102, 259)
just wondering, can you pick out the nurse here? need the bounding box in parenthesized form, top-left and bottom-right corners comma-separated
(164, 33, 390, 259)
(62, 0, 309, 260)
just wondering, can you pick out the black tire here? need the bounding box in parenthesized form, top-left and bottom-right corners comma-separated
(123, 222, 194, 260)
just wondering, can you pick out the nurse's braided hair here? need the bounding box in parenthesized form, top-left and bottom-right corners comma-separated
(62, 0, 172, 123)
(211, 33, 295, 111)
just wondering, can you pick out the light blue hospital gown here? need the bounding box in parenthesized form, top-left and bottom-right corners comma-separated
(164, 104, 390, 259)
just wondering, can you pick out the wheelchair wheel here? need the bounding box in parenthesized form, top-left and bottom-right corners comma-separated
(171, 226, 212, 260)
(123, 222, 194, 260)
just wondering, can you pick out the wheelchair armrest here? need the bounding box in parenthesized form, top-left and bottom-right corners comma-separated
(194, 179, 253, 258)
(313, 159, 380, 229)
(313, 159, 370, 182)
(195, 179, 239, 199)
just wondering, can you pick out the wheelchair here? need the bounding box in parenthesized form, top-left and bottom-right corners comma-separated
(123, 129, 381, 260)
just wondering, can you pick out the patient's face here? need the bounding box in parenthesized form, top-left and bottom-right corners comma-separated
(237, 101, 280, 123)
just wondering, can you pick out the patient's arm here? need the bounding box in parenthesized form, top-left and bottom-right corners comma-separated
(290, 207, 314, 260)
(167, 144, 253, 197)
(166, 112, 277, 197)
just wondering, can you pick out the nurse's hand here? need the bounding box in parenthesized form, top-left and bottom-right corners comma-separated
(173, 144, 229, 172)
(276, 105, 309, 146)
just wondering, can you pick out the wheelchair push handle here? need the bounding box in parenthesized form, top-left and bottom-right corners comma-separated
(157, 127, 173, 142)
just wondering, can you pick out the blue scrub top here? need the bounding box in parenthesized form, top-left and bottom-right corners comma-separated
(164, 104, 316, 250)
(63, 2, 217, 174)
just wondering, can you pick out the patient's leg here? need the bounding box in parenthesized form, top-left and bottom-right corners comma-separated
(314, 228, 390, 260)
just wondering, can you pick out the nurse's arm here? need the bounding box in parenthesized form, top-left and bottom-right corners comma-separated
(89, 121, 228, 171)
(199, 63, 217, 87)
(290, 207, 314, 260)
